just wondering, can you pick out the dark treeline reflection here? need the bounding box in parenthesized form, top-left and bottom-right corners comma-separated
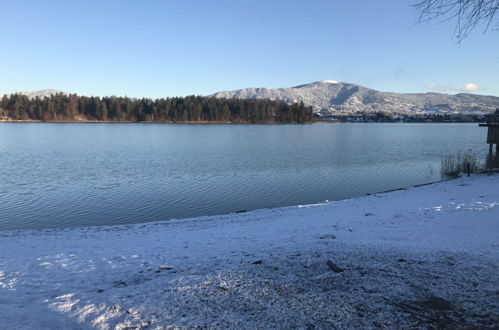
(0, 93, 313, 123)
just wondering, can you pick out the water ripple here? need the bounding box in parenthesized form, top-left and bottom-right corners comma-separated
(0, 123, 487, 230)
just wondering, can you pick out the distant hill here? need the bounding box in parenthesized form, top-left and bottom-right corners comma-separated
(9, 89, 66, 99)
(211, 80, 499, 115)
(7, 84, 499, 115)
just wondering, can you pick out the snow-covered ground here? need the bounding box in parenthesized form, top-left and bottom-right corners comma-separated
(1, 175, 498, 329)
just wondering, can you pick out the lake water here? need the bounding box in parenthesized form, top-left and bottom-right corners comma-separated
(0, 123, 489, 230)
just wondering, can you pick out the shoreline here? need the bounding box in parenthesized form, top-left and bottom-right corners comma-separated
(0, 119, 319, 124)
(1, 174, 498, 328)
(0, 119, 483, 124)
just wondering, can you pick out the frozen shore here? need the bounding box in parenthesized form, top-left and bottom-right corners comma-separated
(1, 175, 498, 329)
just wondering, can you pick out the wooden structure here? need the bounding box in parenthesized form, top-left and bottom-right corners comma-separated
(479, 110, 499, 153)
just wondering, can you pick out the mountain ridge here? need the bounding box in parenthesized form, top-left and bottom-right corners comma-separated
(6, 83, 499, 115)
(211, 81, 499, 115)
(8, 89, 66, 99)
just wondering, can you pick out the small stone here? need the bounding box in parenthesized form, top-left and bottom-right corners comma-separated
(113, 280, 126, 287)
(326, 260, 344, 273)
(158, 265, 174, 270)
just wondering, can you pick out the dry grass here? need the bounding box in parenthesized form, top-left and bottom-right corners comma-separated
(441, 151, 485, 178)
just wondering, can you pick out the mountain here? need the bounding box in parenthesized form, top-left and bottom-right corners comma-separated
(12, 89, 66, 99)
(211, 80, 499, 115)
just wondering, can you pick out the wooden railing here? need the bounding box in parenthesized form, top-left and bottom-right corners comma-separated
(485, 114, 499, 125)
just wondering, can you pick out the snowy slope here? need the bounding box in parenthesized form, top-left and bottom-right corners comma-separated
(211, 81, 499, 115)
(0, 175, 498, 328)
(12, 89, 66, 99)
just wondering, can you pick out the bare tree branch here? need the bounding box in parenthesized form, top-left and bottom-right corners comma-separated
(414, 0, 499, 42)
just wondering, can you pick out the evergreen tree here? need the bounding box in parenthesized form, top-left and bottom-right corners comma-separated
(0, 93, 313, 123)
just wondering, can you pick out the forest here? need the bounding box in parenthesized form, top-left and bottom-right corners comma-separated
(0, 93, 313, 123)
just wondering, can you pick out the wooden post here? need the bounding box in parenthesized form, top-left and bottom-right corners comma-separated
(480, 113, 499, 153)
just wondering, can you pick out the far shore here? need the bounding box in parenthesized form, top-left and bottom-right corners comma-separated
(0, 119, 319, 124)
(0, 119, 483, 124)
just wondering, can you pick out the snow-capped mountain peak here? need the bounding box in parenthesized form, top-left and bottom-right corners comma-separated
(319, 80, 338, 84)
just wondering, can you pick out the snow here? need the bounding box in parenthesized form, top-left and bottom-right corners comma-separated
(1, 175, 498, 329)
(211, 81, 499, 115)
(319, 80, 338, 84)
(13, 89, 65, 99)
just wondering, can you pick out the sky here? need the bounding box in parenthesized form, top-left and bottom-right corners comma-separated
(0, 0, 498, 98)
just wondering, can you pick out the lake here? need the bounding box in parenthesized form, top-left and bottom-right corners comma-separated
(0, 123, 489, 230)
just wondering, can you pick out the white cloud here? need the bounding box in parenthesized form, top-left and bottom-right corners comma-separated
(457, 83, 479, 92)
(427, 82, 479, 93)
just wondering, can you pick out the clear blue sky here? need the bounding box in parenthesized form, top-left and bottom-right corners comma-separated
(1, 0, 498, 98)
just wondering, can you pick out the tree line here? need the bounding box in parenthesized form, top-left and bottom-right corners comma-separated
(0, 93, 313, 123)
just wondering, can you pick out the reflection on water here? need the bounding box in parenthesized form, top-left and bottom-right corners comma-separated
(0, 123, 489, 230)
(485, 153, 499, 172)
